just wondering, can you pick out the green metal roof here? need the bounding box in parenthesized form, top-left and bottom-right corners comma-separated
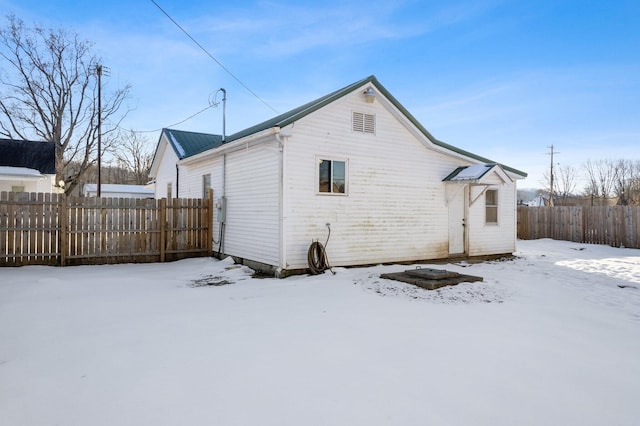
(226, 76, 375, 143)
(162, 75, 526, 178)
(442, 164, 499, 181)
(162, 128, 223, 159)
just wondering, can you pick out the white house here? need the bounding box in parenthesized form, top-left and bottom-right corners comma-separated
(150, 76, 527, 276)
(0, 139, 58, 193)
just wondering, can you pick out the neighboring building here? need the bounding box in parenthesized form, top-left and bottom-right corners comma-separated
(0, 139, 58, 193)
(82, 183, 155, 198)
(150, 75, 527, 275)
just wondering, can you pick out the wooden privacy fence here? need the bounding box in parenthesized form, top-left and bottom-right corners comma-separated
(0, 191, 213, 266)
(518, 206, 640, 248)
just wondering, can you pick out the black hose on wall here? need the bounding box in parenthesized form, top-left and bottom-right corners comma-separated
(307, 241, 330, 274)
(307, 225, 333, 275)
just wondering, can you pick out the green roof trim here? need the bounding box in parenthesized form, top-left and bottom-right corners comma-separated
(226, 75, 526, 178)
(163, 128, 223, 159)
(226, 76, 375, 143)
(160, 76, 526, 177)
(369, 77, 527, 178)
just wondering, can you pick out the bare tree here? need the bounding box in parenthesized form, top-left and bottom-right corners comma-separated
(583, 159, 617, 204)
(613, 159, 640, 205)
(114, 130, 154, 185)
(0, 15, 130, 194)
(556, 164, 578, 205)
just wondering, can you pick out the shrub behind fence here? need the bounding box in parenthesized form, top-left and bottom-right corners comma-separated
(0, 191, 213, 266)
(517, 206, 640, 248)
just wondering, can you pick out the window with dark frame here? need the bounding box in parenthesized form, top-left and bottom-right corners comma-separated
(485, 189, 498, 224)
(318, 159, 346, 194)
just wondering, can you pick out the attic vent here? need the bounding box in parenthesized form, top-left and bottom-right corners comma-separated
(352, 112, 375, 134)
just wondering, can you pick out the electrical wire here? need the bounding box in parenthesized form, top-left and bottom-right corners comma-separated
(150, 0, 279, 115)
(132, 104, 217, 133)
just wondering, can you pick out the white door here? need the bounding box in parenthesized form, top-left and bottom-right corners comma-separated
(448, 186, 466, 255)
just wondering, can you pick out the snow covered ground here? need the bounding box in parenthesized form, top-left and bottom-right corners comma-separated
(1, 239, 639, 426)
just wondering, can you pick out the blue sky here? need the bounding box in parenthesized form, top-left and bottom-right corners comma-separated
(2, 0, 639, 189)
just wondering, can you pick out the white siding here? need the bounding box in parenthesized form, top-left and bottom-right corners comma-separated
(224, 142, 280, 266)
(178, 156, 225, 252)
(282, 91, 469, 270)
(466, 176, 517, 256)
(152, 134, 281, 265)
(153, 138, 180, 199)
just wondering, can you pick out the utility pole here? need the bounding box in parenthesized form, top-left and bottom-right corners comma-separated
(96, 64, 103, 197)
(547, 145, 559, 207)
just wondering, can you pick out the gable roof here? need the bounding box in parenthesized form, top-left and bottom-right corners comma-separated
(155, 76, 526, 178)
(225, 75, 526, 178)
(0, 139, 55, 174)
(162, 128, 223, 160)
(225, 76, 377, 142)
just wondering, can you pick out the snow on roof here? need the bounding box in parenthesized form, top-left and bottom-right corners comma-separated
(0, 166, 46, 178)
(83, 184, 154, 194)
(167, 131, 186, 158)
(445, 164, 494, 181)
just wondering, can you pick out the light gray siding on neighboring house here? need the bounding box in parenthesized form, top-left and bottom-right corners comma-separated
(281, 90, 470, 270)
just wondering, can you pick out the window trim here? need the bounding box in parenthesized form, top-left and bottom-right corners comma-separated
(316, 157, 348, 196)
(202, 173, 211, 199)
(485, 188, 498, 224)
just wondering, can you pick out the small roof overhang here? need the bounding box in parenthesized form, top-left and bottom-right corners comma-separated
(443, 164, 513, 206)
(443, 163, 513, 185)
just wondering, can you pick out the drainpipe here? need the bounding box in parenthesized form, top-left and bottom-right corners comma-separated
(275, 129, 286, 276)
(219, 153, 226, 255)
(175, 164, 179, 198)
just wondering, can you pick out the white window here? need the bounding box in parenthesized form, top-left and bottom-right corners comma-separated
(352, 111, 375, 134)
(318, 159, 347, 194)
(486, 189, 498, 224)
(202, 174, 211, 199)
(167, 182, 172, 199)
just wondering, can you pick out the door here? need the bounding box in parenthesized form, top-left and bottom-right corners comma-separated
(448, 186, 467, 255)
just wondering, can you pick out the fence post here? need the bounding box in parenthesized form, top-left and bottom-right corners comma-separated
(59, 194, 67, 266)
(160, 198, 166, 262)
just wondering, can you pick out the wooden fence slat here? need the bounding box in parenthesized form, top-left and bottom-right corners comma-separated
(518, 205, 640, 249)
(1, 192, 212, 266)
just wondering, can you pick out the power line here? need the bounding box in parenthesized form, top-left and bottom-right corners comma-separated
(131, 104, 217, 133)
(150, 0, 279, 115)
